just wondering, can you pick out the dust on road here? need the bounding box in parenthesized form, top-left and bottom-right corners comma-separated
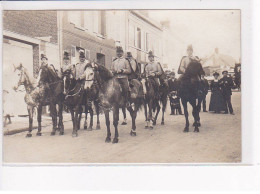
(3, 92, 241, 163)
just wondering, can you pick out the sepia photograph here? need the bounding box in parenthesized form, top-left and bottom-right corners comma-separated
(2, 9, 241, 164)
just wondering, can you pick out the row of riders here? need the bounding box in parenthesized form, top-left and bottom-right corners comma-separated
(13, 44, 204, 143)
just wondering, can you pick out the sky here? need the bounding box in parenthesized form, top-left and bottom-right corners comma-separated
(147, 10, 241, 62)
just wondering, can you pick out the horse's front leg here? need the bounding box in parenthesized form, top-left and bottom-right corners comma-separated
(50, 104, 58, 136)
(121, 107, 127, 125)
(26, 105, 34, 138)
(104, 110, 111, 143)
(72, 105, 80, 137)
(58, 101, 64, 135)
(127, 105, 137, 136)
(84, 105, 88, 130)
(161, 98, 167, 125)
(112, 106, 119, 143)
(153, 102, 161, 126)
(36, 105, 42, 136)
(144, 102, 149, 129)
(95, 101, 101, 130)
(181, 99, 189, 132)
(88, 106, 94, 130)
(148, 100, 153, 129)
(69, 108, 76, 134)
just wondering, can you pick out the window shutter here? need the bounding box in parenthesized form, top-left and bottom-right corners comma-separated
(71, 46, 76, 65)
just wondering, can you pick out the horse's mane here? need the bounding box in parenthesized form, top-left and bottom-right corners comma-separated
(184, 60, 204, 77)
(96, 63, 113, 81)
(21, 67, 36, 86)
(41, 65, 60, 81)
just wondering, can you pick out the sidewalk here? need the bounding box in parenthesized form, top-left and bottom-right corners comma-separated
(3, 113, 72, 135)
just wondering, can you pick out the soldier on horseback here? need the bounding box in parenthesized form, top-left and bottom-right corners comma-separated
(61, 51, 75, 76)
(126, 51, 141, 81)
(177, 44, 203, 97)
(36, 54, 58, 86)
(75, 51, 88, 81)
(111, 46, 132, 107)
(143, 50, 163, 98)
(178, 45, 200, 74)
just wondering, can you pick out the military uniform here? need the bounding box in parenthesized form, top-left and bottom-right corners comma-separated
(111, 46, 131, 103)
(178, 55, 200, 75)
(75, 52, 88, 80)
(219, 71, 234, 114)
(61, 51, 74, 76)
(126, 51, 141, 80)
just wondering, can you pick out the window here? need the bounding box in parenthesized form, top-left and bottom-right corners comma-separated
(84, 11, 93, 31)
(146, 33, 150, 51)
(136, 27, 141, 49)
(100, 11, 106, 36)
(93, 11, 106, 37)
(129, 24, 135, 46)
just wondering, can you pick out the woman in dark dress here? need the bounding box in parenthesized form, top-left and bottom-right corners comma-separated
(209, 72, 226, 113)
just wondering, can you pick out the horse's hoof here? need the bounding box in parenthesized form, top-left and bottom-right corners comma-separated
(149, 126, 154, 130)
(121, 121, 127, 125)
(59, 131, 64, 135)
(145, 126, 149, 129)
(87, 126, 93, 131)
(96, 125, 101, 130)
(105, 137, 111, 143)
(161, 121, 165, 125)
(26, 133, 32, 138)
(72, 132, 78, 137)
(197, 122, 201, 127)
(153, 122, 156, 126)
(130, 131, 137, 136)
(183, 127, 189, 133)
(50, 132, 56, 136)
(36, 132, 42, 136)
(194, 128, 200, 133)
(84, 126, 87, 130)
(112, 138, 119, 144)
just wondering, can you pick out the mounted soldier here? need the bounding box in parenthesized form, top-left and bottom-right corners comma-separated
(143, 50, 163, 98)
(126, 51, 141, 81)
(61, 51, 75, 77)
(75, 51, 88, 81)
(36, 54, 59, 86)
(177, 44, 203, 97)
(111, 46, 132, 107)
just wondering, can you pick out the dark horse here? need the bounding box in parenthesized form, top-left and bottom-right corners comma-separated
(62, 68, 85, 137)
(143, 65, 168, 129)
(178, 60, 204, 133)
(13, 64, 64, 137)
(84, 63, 144, 143)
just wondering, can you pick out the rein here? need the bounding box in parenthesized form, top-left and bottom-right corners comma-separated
(65, 87, 83, 99)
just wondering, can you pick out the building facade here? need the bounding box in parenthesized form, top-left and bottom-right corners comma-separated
(3, 11, 59, 115)
(59, 11, 117, 69)
(59, 10, 164, 69)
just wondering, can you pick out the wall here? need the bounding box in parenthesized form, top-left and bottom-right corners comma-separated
(61, 11, 116, 69)
(3, 11, 58, 44)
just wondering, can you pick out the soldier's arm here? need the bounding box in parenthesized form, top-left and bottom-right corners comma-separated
(154, 63, 162, 77)
(178, 58, 186, 74)
(123, 59, 131, 74)
(110, 62, 116, 73)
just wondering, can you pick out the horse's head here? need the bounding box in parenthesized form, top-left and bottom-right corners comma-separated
(83, 63, 95, 90)
(13, 63, 27, 91)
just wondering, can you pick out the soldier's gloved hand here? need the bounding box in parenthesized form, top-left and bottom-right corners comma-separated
(118, 69, 124, 74)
